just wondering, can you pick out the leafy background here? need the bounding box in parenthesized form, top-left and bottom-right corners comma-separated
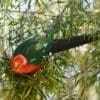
(0, 0, 100, 100)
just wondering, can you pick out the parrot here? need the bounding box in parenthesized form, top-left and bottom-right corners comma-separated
(10, 29, 55, 74)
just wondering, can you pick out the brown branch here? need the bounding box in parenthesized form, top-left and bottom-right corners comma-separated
(51, 32, 100, 53)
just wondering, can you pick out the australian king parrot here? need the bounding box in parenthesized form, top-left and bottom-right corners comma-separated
(10, 29, 55, 74)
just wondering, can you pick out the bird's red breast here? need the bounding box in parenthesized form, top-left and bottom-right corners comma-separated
(10, 54, 41, 74)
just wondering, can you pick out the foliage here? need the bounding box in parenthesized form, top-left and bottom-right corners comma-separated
(0, 0, 100, 100)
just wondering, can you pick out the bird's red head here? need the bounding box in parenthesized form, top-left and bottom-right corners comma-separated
(10, 54, 41, 74)
(10, 54, 27, 69)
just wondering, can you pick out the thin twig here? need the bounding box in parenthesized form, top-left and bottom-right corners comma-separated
(0, 9, 39, 13)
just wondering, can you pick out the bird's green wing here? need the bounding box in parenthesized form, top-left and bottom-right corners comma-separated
(13, 30, 55, 64)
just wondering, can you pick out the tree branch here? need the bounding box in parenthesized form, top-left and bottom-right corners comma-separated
(51, 32, 100, 53)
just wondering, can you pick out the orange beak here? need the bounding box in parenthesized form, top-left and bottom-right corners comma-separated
(10, 55, 41, 74)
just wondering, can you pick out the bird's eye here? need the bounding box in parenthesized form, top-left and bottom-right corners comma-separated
(15, 65, 19, 69)
(14, 62, 22, 69)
